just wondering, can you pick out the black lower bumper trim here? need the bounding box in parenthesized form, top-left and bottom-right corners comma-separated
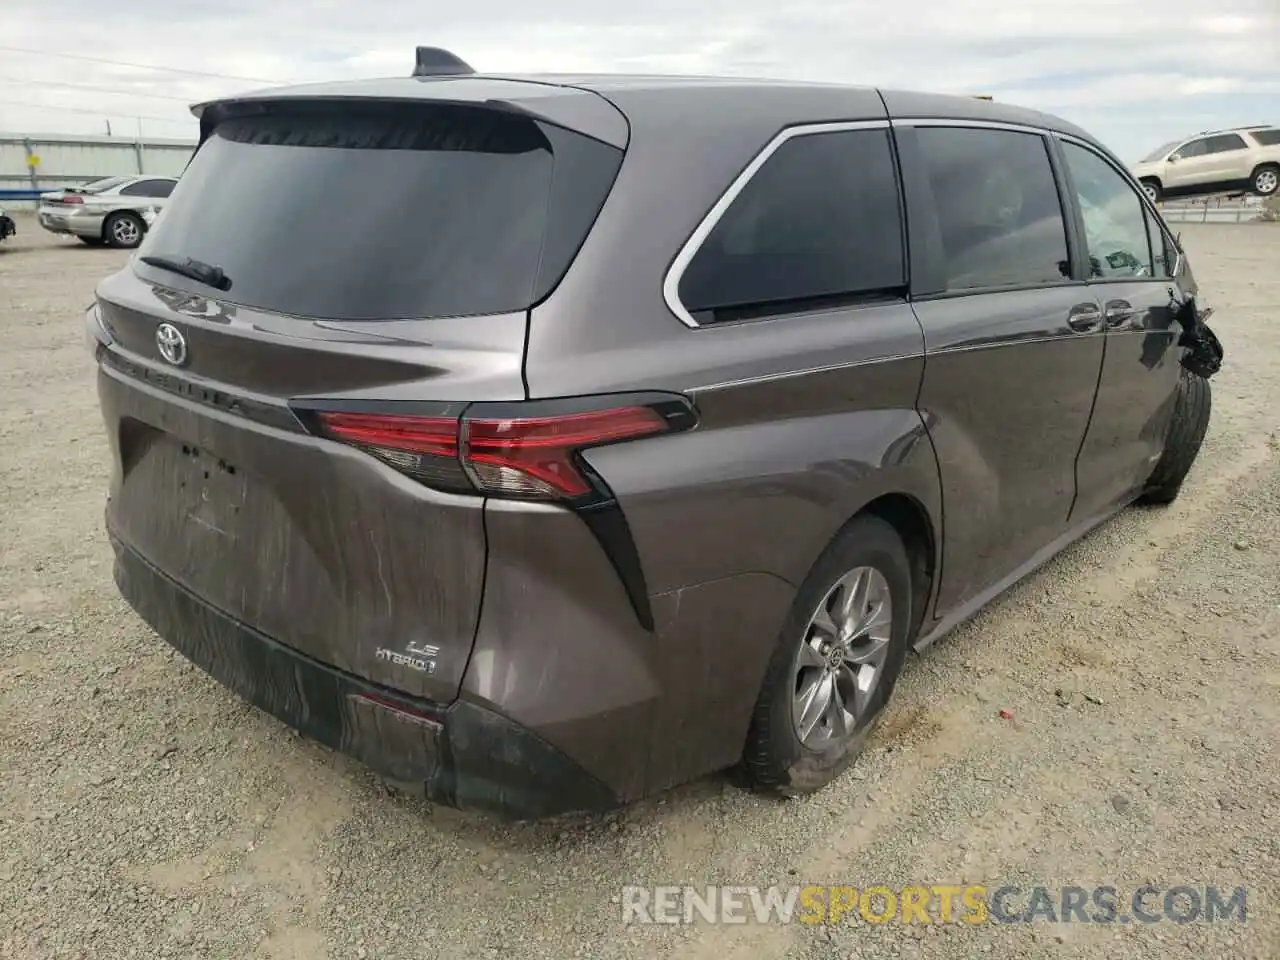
(110, 533, 619, 820)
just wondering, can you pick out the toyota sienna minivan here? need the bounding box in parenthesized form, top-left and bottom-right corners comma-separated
(88, 47, 1219, 818)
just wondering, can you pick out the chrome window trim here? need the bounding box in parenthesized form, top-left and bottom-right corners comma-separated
(662, 115, 1167, 330)
(662, 119, 892, 330)
(889, 117, 1055, 137)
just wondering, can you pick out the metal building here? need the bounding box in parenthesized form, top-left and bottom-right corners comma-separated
(0, 133, 195, 206)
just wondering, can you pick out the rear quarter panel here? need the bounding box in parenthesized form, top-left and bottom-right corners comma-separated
(517, 87, 949, 793)
(576, 305, 940, 794)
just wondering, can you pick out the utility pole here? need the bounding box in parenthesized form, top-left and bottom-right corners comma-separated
(22, 138, 39, 194)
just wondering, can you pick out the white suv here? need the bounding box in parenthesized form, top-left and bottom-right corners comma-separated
(1132, 125, 1280, 202)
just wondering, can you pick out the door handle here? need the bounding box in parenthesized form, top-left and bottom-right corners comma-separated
(1104, 299, 1135, 327)
(1067, 303, 1102, 333)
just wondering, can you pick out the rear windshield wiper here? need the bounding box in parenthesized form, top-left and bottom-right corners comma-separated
(140, 254, 232, 292)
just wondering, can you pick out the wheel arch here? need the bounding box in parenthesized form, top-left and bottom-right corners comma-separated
(1250, 161, 1279, 189)
(102, 209, 146, 247)
(861, 493, 937, 640)
(813, 490, 940, 645)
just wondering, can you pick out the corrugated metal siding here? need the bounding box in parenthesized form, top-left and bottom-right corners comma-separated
(0, 133, 195, 205)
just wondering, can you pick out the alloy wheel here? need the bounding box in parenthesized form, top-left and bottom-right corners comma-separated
(112, 217, 140, 246)
(791, 566, 893, 749)
(1256, 169, 1278, 196)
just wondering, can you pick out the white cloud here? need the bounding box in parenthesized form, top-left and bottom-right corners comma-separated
(1, 0, 1277, 159)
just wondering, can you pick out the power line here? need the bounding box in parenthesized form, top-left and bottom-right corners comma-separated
(0, 97, 196, 127)
(0, 45, 291, 85)
(0, 75, 199, 103)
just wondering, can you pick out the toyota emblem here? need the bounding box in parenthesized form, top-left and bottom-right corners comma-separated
(155, 322, 187, 366)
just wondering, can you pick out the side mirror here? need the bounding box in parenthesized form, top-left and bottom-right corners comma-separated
(1168, 153, 1180, 164)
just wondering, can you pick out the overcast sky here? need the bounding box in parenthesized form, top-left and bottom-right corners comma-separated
(2, 0, 1277, 162)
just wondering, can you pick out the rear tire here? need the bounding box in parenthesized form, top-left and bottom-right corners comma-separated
(104, 212, 144, 249)
(743, 515, 913, 796)
(1140, 368, 1212, 505)
(1140, 178, 1162, 204)
(1251, 164, 1279, 197)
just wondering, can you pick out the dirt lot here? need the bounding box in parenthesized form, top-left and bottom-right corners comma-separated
(2, 214, 1278, 960)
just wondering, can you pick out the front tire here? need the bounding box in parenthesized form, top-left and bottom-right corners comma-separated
(1251, 164, 1279, 197)
(743, 515, 913, 796)
(1140, 369, 1211, 505)
(104, 212, 144, 249)
(1140, 178, 1162, 204)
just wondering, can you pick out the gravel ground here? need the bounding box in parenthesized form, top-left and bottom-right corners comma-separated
(2, 214, 1278, 960)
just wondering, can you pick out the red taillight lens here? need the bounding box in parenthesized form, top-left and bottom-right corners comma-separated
(316, 411, 469, 491)
(310, 399, 690, 503)
(61, 194, 84, 205)
(465, 407, 667, 498)
(318, 412, 458, 457)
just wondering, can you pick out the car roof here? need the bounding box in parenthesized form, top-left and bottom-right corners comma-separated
(192, 73, 1100, 153)
(1184, 124, 1277, 139)
(98, 174, 176, 183)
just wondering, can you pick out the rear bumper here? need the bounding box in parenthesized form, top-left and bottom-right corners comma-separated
(110, 531, 620, 820)
(39, 209, 103, 237)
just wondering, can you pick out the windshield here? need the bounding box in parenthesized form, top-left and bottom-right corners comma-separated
(76, 176, 130, 194)
(135, 100, 623, 321)
(1140, 141, 1181, 163)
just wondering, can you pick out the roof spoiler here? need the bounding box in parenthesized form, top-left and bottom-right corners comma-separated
(412, 46, 475, 77)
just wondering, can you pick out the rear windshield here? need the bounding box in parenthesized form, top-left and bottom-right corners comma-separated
(135, 101, 623, 320)
(1140, 141, 1179, 163)
(76, 176, 129, 194)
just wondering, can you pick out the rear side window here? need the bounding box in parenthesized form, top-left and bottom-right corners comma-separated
(1251, 129, 1280, 147)
(1206, 134, 1248, 153)
(677, 129, 905, 324)
(136, 102, 622, 320)
(917, 127, 1070, 291)
(1061, 142, 1153, 279)
(120, 179, 175, 198)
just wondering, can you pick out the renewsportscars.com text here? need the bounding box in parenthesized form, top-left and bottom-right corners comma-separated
(621, 884, 1247, 926)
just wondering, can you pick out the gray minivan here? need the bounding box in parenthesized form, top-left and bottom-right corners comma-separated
(88, 48, 1221, 819)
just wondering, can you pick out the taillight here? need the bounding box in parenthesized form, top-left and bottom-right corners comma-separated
(61, 194, 84, 205)
(464, 407, 667, 498)
(302, 395, 695, 504)
(315, 411, 469, 491)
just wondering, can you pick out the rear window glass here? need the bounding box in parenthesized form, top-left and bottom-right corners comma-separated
(678, 129, 905, 323)
(136, 102, 622, 320)
(78, 176, 129, 194)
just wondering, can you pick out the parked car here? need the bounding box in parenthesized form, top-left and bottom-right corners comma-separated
(1132, 125, 1280, 202)
(0, 208, 14, 244)
(87, 48, 1220, 820)
(38, 174, 178, 248)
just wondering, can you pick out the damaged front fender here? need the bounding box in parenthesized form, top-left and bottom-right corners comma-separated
(1174, 296, 1224, 380)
